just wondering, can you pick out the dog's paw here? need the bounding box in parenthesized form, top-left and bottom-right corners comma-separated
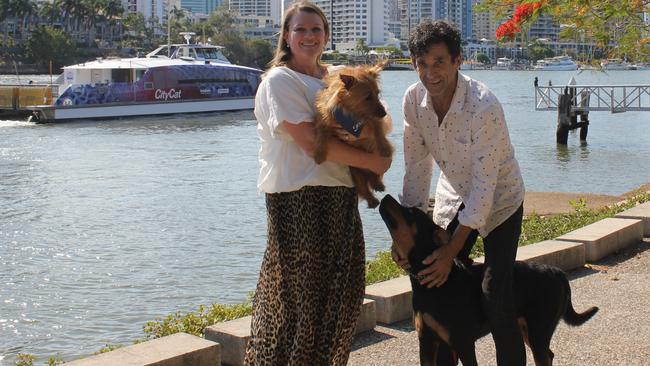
(366, 197, 379, 209)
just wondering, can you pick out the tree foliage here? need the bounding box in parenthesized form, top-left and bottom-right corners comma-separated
(477, 0, 650, 60)
(24, 26, 76, 69)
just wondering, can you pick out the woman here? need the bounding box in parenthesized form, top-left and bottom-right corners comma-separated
(244, 2, 391, 365)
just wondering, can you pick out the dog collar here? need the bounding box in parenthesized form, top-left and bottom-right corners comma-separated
(332, 107, 364, 137)
(407, 269, 427, 282)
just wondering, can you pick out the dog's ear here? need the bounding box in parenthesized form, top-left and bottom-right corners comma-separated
(370, 60, 388, 75)
(340, 74, 356, 90)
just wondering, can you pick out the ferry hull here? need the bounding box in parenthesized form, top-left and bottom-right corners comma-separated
(30, 97, 253, 122)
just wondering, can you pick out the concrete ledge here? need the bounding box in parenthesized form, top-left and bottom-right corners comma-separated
(65, 332, 220, 366)
(365, 276, 412, 324)
(204, 316, 251, 366)
(556, 217, 643, 261)
(615, 201, 650, 236)
(205, 299, 376, 366)
(515, 240, 585, 271)
(355, 298, 377, 334)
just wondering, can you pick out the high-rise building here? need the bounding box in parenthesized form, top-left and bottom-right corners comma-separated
(471, 0, 495, 41)
(178, 0, 224, 15)
(399, 0, 472, 44)
(312, 0, 389, 52)
(229, 0, 283, 26)
(121, 0, 166, 24)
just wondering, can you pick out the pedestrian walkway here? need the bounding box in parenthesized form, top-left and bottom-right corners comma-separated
(349, 238, 650, 366)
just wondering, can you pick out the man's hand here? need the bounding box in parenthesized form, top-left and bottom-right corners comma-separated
(418, 245, 455, 288)
(418, 223, 472, 288)
(391, 244, 410, 270)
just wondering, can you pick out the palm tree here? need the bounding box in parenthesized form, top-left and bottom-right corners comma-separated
(39, 2, 62, 26)
(100, 0, 123, 44)
(12, 0, 36, 41)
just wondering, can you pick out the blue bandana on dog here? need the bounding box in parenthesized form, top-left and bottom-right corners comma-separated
(333, 107, 364, 137)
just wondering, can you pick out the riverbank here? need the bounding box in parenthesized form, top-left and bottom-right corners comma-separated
(524, 183, 650, 216)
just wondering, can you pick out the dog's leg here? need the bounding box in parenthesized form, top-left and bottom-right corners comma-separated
(350, 167, 379, 208)
(312, 124, 329, 164)
(455, 343, 478, 366)
(526, 324, 554, 366)
(367, 171, 386, 192)
(418, 330, 439, 366)
(415, 312, 439, 366)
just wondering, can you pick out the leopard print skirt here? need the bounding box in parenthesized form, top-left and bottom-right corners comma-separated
(244, 186, 366, 366)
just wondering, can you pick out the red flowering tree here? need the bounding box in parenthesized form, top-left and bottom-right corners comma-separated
(478, 0, 650, 60)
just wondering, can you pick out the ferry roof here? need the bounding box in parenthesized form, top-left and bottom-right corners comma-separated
(63, 57, 261, 72)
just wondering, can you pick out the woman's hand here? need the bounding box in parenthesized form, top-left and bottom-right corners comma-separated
(368, 154, 392, 176)
(334, 125, 373, 142)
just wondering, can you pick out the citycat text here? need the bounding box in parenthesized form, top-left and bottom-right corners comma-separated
(155, 88, 182, 101)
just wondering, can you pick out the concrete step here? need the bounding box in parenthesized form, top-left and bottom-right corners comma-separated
(615, 201, 650, 236)
(204, 299, 376, 366)
(556, 217, 643, 261)
(514, 240, 585, 271)
(365, 276, 412, 324)
(64, 332, 220, 366)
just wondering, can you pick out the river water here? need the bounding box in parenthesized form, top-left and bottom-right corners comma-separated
(1, 70, 649, 364)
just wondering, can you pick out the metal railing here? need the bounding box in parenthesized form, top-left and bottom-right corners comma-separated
(535, 85, 650, 113)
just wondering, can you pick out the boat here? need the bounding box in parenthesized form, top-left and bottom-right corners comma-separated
(533, 55, 579, 71)
(386, 58, 414, 70)
(600, 59, 631, 70)
(16, 33, 263, 122)
(493, 57, 513, 70)
(460, 60, 487, 70)
(630, 63, 650, 70)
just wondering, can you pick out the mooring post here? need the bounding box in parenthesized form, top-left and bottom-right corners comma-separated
(556, 90, 572, 145)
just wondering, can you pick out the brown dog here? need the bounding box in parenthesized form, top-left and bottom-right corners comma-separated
(313, 62, 393, 208)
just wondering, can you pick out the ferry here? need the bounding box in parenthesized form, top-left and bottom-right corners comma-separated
(0, 33, 263, 122)
(533, 55, 579, 71)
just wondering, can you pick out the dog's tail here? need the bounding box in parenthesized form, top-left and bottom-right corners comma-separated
(562, 277, 599, 326)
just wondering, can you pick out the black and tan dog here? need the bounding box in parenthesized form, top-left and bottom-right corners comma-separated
(378, 194, 598, 366)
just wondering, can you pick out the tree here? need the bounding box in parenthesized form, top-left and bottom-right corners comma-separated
(355, 38, 369, 57)
(476, 53, 491, 64)
(526, 40, 554, 61)
(25, 25, 76, 70)
(477, 0, 650, 61)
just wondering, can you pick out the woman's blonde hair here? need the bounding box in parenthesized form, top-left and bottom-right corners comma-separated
(268, 1, 330, 68)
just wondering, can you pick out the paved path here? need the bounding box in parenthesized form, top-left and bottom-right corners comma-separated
(349, 238, 650, 366)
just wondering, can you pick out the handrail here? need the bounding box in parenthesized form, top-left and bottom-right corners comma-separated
(535, 85, 650, 113)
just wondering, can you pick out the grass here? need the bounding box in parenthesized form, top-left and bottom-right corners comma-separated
(14, 191, 649, 365)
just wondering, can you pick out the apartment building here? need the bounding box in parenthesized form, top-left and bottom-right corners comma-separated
(312, 0, 389, 52)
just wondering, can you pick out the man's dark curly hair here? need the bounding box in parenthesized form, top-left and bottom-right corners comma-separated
(408, 20, 462, 61)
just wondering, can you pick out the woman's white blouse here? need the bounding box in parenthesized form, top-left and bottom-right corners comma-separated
(400, 73, 525, 236)
(256, 66, 353, 193)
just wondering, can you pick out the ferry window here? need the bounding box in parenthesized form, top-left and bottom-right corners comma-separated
(112, 69, 131, 83)
(135, 69, 146, 81)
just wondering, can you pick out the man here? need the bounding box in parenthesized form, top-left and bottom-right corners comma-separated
(395, 20, 526, 366)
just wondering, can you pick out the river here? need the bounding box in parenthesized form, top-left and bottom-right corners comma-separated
(1, 69, 649, 364)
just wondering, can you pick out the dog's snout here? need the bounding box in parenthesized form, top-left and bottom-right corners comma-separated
(376, 104, 387, 117)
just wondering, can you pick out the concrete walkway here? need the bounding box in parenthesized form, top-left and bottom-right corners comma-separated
(349, 238, 650, 366)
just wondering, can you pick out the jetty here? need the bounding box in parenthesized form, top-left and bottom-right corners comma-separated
(534, 82, 650, 144)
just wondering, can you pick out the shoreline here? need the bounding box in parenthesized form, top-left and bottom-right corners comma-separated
(523, 183, 650, 216)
